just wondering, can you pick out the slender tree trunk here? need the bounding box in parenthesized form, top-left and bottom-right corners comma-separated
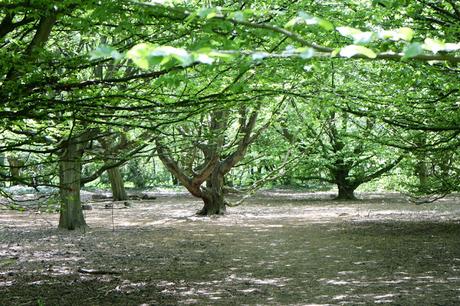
(198, 170, 226, 215)
(0, 153, 5, 187)
(7, 156, 24, 186)
(107, 166, 128, 201)
(58, 140, 88, 231)
(415, 159, 428, 193)
(171, 174, 178, 186)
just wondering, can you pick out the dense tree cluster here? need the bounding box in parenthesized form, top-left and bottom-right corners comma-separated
(1, 0, 459, 229)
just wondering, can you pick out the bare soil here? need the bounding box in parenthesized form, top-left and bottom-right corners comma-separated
(1, 191, 460, 305)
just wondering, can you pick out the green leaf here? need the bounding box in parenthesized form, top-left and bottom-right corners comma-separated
(318, 19, 334, 31)
(445, 43, 460, 52)
(297, 47, 315, 59)
(283, 45, 296, 56)
(339, 45, 377, 58)
(402, 42, 423, 59)
(242, 9, 255, 17)
(90, 45, 121, 60)
(209, 51, 235, 60)
(422, 38, 445, 54)
(285, 17, 300, 28)
(150, 46, 193, 67)
(194, 53, 214, 64)
(232, 11, 245, 22)
(379, 27, 414, 41)
(184, 11, 198, 27)
(285, 12, 333, 31)
(337, 26, 375, 44)
(252, 52, 269, 61)
(126, 43, 155, 69)
(397, 27, 414, 41)
(298, 12, 334, 31)
(331, 48, 340, 57)
(126, 44, 194, 69)
(196, 47, 213, 54)
(206, 11, 217, 19)
(197, 7, 220, 19)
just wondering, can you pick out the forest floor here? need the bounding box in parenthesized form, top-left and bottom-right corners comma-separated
(1, 190, 460, 305)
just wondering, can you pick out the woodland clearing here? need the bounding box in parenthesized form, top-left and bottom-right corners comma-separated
(1, 190, 460, 305)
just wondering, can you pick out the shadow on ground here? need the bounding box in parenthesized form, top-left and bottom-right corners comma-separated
(1, 192, 459, 305)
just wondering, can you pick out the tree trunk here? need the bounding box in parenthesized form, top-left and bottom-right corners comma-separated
(332, 165, 358, 200)
(336, 182, 357, 200)
(199, 191, 226, 215)
(415, 159, 428, 193)
(58, 140, 88, 231)
(7, 156, 24, 186)
(197, 170, 226, 215)
(171, 173, 178, 186)
(107, 166, 128, 201)
(0, 153, 5, 187)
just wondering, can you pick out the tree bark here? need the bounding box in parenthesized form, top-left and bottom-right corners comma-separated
(198, 170, 226, 215)
(171, 174, 179, 186)
(415, 158, 429, 193)
(107, 166, 128, 201)
(58, 139, 88, 231)
(156, 108, 261, 216)
(336, 183, 358, 200)
(7, 156, 24, 186)
(6, 13, 57, 81)
(332, 165, 358, 200)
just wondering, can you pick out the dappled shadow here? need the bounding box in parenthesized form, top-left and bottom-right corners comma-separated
(1, 192, 460, 304)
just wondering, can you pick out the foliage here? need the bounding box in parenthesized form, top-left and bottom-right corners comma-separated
(0, 0, 459, 220)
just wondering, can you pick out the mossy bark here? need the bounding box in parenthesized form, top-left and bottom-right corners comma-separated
(107, 166, 128, 201)
(58, 139, 88, 231)
(198, 171, 226, 215)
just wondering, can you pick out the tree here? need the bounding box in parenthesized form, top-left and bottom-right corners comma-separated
(279, 99, 403, 200)
(1, 0, 459, 228)
(0, 1, 214, 227)
(157, 105, 271, 215)
(6, 153, 25, 186)
(58, 131, 95, 230)
(98, 134, 130, 201)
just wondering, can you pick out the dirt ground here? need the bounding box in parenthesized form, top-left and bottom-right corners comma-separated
(1, 190, 460, 305)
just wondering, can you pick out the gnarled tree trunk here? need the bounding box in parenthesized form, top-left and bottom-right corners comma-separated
(156, 108, 261, 216)
(107, 166, 128, 201)
(336, 182, 358, 200)
(332, 166, 358, 200)
(198, 170, 226, 215)
(58, 138, 88, 231)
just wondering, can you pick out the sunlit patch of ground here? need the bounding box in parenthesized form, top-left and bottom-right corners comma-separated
(0, 191, 459, 305)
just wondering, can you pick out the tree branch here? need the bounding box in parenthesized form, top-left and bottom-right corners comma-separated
(221, 110, 258, 174)
(155, 140, 202, 196)
(356, 155, 404, 184)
